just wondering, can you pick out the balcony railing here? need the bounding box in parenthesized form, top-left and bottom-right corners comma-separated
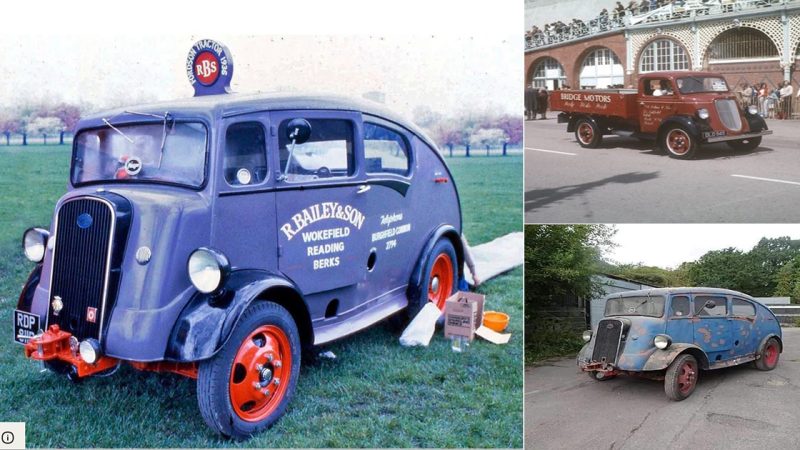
(525, 0, 797, 51)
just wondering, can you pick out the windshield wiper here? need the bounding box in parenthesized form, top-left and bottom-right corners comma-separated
(122, 110, 173, 168)
(101, 118, 134, 143)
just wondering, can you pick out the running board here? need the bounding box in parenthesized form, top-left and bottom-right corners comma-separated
(313, 288, 407, 345)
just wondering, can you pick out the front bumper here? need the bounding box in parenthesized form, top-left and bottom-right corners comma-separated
(706, 130, 773, 143)
(24, 325, 118, 377)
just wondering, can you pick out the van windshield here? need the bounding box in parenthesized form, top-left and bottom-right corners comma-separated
(605, 295, 665, 318)
(676, 76, 729, 94)
(72, 122, 207, 188)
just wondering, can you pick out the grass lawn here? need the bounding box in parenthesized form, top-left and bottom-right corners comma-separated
(0, 145, 523, 448)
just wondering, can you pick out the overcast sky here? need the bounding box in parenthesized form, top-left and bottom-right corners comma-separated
(0, 34, 519, 119)
(607, 224, 800, 269)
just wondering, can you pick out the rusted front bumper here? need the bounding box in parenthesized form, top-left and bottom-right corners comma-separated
(24, 325, 118, 377)
(705, 130, 773, 143)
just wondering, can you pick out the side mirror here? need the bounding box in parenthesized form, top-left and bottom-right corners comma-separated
(285, 118, 311, 145)
(704, 300, 716, 309)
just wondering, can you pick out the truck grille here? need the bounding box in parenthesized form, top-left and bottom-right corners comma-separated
(48, 197, 115, 340)
(715, 99, 742, 131)
(591, 319, 624, 364)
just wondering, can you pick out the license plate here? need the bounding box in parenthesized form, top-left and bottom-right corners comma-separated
(702, 130, 726, 138)
(13, 310, 40, 344)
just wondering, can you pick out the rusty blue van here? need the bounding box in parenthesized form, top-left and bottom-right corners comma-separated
(14, 40, 464, 439)
(578, 287, 782, 400)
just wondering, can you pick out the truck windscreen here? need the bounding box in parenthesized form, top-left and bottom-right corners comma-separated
(72, 122, 208, 188)
(676, 76, 729, 94)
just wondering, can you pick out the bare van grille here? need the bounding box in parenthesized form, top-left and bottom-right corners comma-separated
(716, 99, 742, 131)
(48, 198, 114, 340)
(592, 319, 623, 364)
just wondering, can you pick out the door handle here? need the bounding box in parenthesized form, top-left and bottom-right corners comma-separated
(356, 184, 371, 194)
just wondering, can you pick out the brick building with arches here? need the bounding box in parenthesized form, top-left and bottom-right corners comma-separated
(525, 0, 800, 100)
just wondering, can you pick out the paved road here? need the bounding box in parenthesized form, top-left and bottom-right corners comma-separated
(525, 327, 800, 449)
(524, 117, 800, 223)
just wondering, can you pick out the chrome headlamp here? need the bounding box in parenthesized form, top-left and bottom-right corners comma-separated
(582, 330, 593, 343)
(187, 247, 230, 294)
(654, 334, 672, 350)
(697, 108, 710, 120)
(23, 227, 49, 263)
(79, 339, 101, 364)
(747, 105, 758, 115)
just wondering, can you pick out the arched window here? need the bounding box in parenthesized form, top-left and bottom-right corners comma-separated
(531, 57, 566, 90)
(708, 28, 778, 61)
(580, 48, 624, 89)
(639, 39, 689, 73)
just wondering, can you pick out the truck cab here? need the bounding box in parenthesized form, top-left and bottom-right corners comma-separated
(14, 40, 465, 440)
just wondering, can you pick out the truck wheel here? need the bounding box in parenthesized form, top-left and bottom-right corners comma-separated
(197, 301, 301, 440)
(726, 137, 762, 152)
(664, 354, 698, 401)
(754, 337, 780, 371)
(406, 238, 458, 320)
(661, 126, 697, 159)
(574, 119, 602, 148)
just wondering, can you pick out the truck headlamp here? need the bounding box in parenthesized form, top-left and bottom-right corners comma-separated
(654, 334, 672, 350)
(747, 105, 758, 115)
(23, 227, 49, 263)
(79, 338, 101, 364)
(187, 247, 230, 294)
(697, 108, 710, 120)
(582, 330, 593, 343)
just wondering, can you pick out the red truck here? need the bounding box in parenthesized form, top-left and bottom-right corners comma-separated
(551, 71, 772, 159)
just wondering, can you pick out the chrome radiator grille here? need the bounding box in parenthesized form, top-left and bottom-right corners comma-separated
(48, 198, 115, 340)
(715, 99, 742, 131)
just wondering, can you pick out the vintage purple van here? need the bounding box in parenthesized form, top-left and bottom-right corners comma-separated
(14, 40, 465, 439)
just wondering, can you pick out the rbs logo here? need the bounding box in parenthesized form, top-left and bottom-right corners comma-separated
(194, 51, 219, 85)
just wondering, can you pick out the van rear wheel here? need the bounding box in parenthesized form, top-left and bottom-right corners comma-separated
(197, 301, 301, 440)
(754, 337, 780, 371)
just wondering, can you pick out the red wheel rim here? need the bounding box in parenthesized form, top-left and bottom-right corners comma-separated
(667, 129, 691, 155)
(764, 341, 778, 367)
(428, 253, 454, 310)
(677, 359, 697, 395)
(578, 123, 594, 144)
(229, 325, 292, 422)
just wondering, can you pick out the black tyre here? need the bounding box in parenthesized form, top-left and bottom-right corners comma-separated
(661, 126, 698, 159)
(587, 371, 615, 381)
(406, 238, 458, 319)
(754, 337, 780, 371)
(197, 301, 301, 440)
(726, 136, 762, 151)
(664, 354, 698, 401)
(574, 118, 603, 148)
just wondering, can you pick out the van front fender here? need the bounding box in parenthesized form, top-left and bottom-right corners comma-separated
(165, 269, 307, 362)
(642, 343, 709, 371)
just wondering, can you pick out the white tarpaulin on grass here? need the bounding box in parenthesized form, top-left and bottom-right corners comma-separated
(465, 231, 523, 287)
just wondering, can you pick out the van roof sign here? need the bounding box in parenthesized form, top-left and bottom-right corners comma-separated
(186, 39, 234, 96)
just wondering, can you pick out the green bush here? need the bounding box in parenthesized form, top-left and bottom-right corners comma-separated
(525, 324, 584, 364)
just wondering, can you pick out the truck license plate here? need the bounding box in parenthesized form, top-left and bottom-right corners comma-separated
(702, 130, 726, 138)
(13, 310, 40, 344)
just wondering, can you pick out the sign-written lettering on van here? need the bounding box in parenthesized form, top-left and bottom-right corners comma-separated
(280, 202, 365, 241)
(560, 92, 612, 103)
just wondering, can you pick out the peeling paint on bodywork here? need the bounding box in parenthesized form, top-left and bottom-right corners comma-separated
(697, 327, 712, 343)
